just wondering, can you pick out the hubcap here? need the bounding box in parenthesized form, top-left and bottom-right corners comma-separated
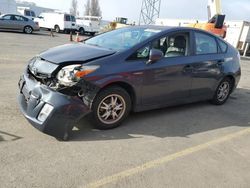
(97, 94, 126, 125)
(25, 27, 32, 34)
(217, 82, 230, 102)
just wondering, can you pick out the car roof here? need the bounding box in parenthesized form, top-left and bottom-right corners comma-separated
(128, 25, 222, 39)
(1, 13, 25, 17)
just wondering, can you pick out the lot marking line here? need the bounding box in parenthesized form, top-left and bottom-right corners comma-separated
(85, 127, 250, 188)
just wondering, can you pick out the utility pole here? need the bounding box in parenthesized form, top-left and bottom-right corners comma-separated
(139, 0, 161, 25)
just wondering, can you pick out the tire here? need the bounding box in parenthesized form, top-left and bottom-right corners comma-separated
(79, 27, 85, 35)
(90, 86, 131, 130)
(54, 25, 60, 33)
(90, 32, 96, 36)
(23, 26, 33, 34)
(211, 77, 233, 105)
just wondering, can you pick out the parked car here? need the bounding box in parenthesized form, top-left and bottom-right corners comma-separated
(18, 26, 241, 140)
(0, 14, 39, 34)
(76, 16, 101, 36)
(34, 12, 76, 33)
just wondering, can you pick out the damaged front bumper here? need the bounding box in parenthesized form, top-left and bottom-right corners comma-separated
(18, 72, 91, 138)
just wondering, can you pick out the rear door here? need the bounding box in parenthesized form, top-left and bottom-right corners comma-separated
(13, 15, 26, 30)
(189, 31, 224, 99)
(64, 14, 76, 29)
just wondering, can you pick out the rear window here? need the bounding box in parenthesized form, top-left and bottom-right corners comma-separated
(217, 39, 228, 53)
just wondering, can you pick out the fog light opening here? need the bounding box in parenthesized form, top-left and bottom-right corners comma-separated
(37, 104, 54, 122)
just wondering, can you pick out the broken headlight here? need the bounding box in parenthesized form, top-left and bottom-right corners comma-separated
(57, 64, 99, 86)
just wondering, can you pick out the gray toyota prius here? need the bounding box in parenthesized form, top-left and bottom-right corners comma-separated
(18, 26, 241, 140)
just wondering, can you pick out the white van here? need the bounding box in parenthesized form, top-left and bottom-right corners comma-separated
(35, 12, 76, 33)
(76, 16, 101, 36)
(17, 7, 36, 20)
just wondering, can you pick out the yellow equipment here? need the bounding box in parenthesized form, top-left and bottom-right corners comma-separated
(189, 0, 227, 38)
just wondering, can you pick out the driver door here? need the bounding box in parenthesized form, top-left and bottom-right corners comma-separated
(141, 31, 193, 106)
(0, 15, 12, 29)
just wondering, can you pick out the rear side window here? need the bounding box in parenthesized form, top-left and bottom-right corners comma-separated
(14, 15, 24, 21)
(217, 39, 228, 53)
(195, 32, 218, 55)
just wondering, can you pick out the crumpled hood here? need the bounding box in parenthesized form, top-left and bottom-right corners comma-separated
(39, 43, 116, 64)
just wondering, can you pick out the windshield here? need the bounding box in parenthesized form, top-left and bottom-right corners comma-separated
(85, 27, 162, 51)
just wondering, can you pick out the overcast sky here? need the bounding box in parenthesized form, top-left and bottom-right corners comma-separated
(23, 0, 250, 22)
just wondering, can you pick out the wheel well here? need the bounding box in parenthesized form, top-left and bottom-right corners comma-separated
(101, 82, 136, 110)
(24, 25, 33, 29)
(225, 75, 235, 91)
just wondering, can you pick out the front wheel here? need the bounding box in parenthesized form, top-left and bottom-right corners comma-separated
(90, 86, 131, 130)
(24, 26, 33, 34)
(211, 78, 233, 105)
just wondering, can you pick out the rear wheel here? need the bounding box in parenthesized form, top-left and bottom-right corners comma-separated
(24, 26, 33, 34)
(54, 25, 60, 33)
(79, 27, 85, 35)
(90, 86, 131, 130)
(211, 78, 233, 105)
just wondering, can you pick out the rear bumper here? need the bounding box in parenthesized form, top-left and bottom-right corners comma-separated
(18, 72, 91, 138)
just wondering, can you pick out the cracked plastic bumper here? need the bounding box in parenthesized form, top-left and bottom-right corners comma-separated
(18, 72, 91, 138)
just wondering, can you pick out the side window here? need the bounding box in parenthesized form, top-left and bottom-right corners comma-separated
(31, 11, 36, 17)
(15, 16, 24, 21)
(3, 15, 11, 20)
(129, 45, 150, 60)
(71, 16, 76, 22)
(137, 45, 150, 59)
(25, 10, 31, 16)
(65, 15, 71, 21)
(153, 32, 189, 58)
(195, 32, 218, 55)
(217, 39, 228, 53)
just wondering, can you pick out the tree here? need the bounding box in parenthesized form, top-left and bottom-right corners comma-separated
(70, 0, 79, 16)
(84, 0, 91, 16)
(84, 0, 102, 17)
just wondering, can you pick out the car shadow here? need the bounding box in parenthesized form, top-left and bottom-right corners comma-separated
(69, 88, 250, 142)
(0, 131, 22, 142)
(0, 30, 56, 37)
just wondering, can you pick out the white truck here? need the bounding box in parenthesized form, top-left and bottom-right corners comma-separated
(224, 20, 250, 56)
(76, 16, 101, 36)
(17, 7, 36, 20)
(34, 12, 76, 33)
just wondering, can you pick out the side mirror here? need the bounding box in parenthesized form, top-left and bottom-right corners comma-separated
(146, 49, 163, 65)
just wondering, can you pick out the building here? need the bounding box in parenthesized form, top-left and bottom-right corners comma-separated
(16, 0, 56, 16)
